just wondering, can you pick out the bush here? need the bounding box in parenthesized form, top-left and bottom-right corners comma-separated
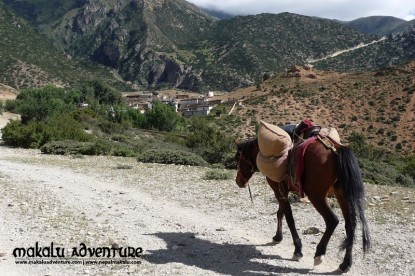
(110, 147, 136, 157)
(222, 152, 237, 169)
(2, 113, 93, 148)
(5, 99, 17, 112)
(15, 86, 77, 123)
(145, 101, 182, 131)
(402, 157, 415, 180)
(203, 169, 233, 180)
(395, 174, 414, 188)
(41, 140, 95, 155)
(2, 120, 44, 148)
(137, 148, 208, 166)
(185, 117, 234, 164)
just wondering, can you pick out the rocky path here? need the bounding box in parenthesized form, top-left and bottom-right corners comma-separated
(0, 146, 414, 275)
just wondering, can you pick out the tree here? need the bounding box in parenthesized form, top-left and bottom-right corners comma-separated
(145, 101, 180, 132)
(15, 85, 75, 123)
(186, 117, 234, 164)
(348, 131, 367, 156)
(81, 80, 122, 106)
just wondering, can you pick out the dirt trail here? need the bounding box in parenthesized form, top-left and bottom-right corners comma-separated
(0, 146, 414, 275)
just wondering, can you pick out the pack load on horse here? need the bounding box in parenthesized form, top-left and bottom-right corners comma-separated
(234, 119, 370, 273)
(256, 120, 292, 182)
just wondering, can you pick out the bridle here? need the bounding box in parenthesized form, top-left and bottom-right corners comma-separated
(236, 141, 259, 186)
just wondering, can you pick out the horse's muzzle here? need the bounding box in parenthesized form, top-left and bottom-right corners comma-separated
(235, 172, 249, 188)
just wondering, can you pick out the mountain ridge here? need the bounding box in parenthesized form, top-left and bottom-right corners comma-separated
(1, 0, 415, 92)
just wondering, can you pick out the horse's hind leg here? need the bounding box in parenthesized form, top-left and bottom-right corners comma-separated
(310, 198, 339, 266)
(334, 189, 354, 272)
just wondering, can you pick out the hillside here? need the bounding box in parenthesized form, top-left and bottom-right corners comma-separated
(189, 12, 377, 91)
(3, 0, 378, 91)
(215, 62, 415, 155)
(10, 0, 216, 91)
(313, 27, 415, 72)
(344, 16, 411, 35)
(0, 1, 130, 91)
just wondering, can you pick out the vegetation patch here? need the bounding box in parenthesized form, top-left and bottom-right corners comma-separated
(137, 148, 208, 167)
(202, 169, 233, 180)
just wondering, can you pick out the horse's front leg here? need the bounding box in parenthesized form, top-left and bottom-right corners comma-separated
(280, 196, 303, 260)
(268, 178, 302, 260)
(272, 204, 284, 243)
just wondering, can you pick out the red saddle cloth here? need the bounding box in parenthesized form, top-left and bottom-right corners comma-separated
(288, 136, 318, 198)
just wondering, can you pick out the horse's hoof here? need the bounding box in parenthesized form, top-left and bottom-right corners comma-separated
(314, 255, 324, 266)
(272, 238, 282, 244)
(272, 234, 283, 244)
(336, 267, 345, 274)
(337, 264, 350, 273)
(292, 253, 303, 261)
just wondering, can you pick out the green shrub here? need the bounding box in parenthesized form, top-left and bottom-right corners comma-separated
(5, 99, 17, 112)
(2, 120, 44, 148)
(2, 113, 93, 148)
(402, 157, 415, 180)
(89, 138, 114, 155)
(185, 117, 234, 164)
(145, 101, 182, 131)
(15, 86, 77, 123)
(137, 148, 208, 166)
(115, 164, 133, 170)
(41, 140, 95, 155)
(110, 147, 136, 157)
(203, 169, 233, 180)
(395, 174, 414, 188)
(222, 152, 237, 169)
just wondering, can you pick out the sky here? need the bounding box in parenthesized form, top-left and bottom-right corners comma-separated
(186, 0, 415, 21)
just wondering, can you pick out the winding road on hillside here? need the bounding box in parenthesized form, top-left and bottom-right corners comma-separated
(307, 37, 387, 64)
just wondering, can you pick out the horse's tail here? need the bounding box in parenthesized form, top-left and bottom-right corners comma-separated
(336, 146, 371, 253)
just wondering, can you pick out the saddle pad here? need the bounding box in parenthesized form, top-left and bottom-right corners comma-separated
(258, 121, 292, 157)
(319, 127, 341, 143)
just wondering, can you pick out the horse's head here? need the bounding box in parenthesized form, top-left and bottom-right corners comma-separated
(234, 139, 259, 188)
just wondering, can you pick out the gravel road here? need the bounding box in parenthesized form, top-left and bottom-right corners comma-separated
(0, 145, 414, 275)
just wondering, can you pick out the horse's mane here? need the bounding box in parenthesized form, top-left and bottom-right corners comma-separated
(237, 138, 259, 165)
(237, 138, 258, 151)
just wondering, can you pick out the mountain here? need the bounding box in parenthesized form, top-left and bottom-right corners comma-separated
(3, 0, 379, 91)
(202, 8, 234, 19)
(344, 16, 410, 35)
(313, 26, 415, 72)
(2, 1, 415, 92)
(197, 13, 377, 90)
(0, 1, 130, 90)
(4, 0, 216, 91)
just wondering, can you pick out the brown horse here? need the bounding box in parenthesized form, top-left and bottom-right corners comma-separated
(235, 137, 370, 273)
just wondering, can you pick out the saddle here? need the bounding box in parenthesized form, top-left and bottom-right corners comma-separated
(287, 123, 341, 198)
(280, 119, 321, 144)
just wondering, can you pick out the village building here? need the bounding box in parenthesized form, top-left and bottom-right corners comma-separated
(123, 91, 221, 116)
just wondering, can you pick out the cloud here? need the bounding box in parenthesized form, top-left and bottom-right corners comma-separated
(187, 0, 415, 21)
